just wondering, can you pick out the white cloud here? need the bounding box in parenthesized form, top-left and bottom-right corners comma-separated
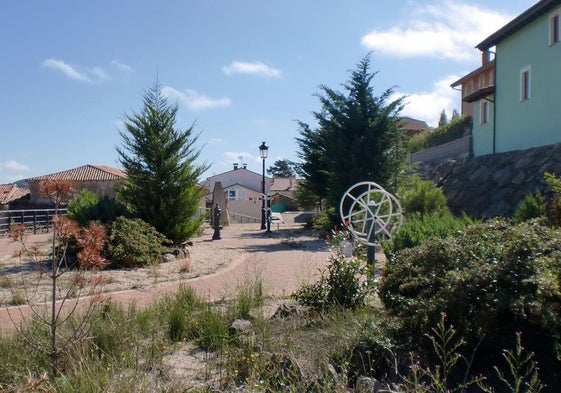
(162, 86, 231, 111)
(225, 151, 251, 162)
(361, 0, 513, 61)
(222, 61, 282, 78)
(207, 138, 224, 145)
(0, 160, 29, 183)
(1, 160, 29, 172)
(111, 60, 135, 74)
(393, 74, 462, 127)
(42, 58, 109, 83)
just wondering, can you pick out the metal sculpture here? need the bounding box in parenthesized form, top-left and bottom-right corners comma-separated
(339, 181, 403, 263)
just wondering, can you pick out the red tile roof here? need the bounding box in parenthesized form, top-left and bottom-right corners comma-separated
(270, 178, 298, 192)
(27, 165, 126, 182)
(0, 184, 30, 204)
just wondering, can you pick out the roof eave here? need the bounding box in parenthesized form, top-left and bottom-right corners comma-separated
(476, 0, 560, 50)
(450, 61, 495, 87)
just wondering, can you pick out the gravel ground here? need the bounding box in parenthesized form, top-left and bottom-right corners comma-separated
(0, 222, 333, 333)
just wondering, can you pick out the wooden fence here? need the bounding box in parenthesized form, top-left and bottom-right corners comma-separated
(0, 209, 67, 236)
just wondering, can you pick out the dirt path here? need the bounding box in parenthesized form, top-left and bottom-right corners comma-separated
(0, 223, 333, 334)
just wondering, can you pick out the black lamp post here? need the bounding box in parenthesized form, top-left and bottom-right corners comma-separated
(259, 141, 269, 230)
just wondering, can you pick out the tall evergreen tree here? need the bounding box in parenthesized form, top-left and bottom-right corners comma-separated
(267, 159, 296, 177)
(452, 108, 460, 120)
(296, 55, 405, 210)
(438, 109, 449, 127)
(117, 83, 209, 243)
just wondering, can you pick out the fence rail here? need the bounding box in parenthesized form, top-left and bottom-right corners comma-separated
(0, 209, 67, 236)
(229, 212, 260, 224)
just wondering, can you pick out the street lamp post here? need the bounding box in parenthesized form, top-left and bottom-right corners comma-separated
(259, 142, 269, 230)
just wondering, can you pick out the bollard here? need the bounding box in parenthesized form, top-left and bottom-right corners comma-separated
(212, 204, 222, 240)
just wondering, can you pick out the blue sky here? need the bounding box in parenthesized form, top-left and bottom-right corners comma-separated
(0, 0, 537, 184)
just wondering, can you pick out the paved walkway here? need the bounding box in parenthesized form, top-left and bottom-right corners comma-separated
(0, 224, 333, 334)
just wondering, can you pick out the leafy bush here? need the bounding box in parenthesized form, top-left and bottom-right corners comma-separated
(67, 189, 126, 226)
(67, 190, 99, 226)
(398, 175, 448, 218)
(106, 217, 169, 268)
(512, 191, 546, 224)
(292, 253, 370, 312)
(545, 172, 561, 226)
(383, 210, 476, 256)
(406, 115, 472, 153)
(307, 207, 339, 231)
(379, 218, 561, 374)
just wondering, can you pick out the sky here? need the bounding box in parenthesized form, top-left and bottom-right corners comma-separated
(0, 0, 539, 184)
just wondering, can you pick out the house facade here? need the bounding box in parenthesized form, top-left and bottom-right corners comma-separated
(453, 0, 561, 157)
(270, 177, 299, 212)
(202, 166, 272, 219)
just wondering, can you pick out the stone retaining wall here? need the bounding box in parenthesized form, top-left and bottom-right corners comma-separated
(417, 143, 561, 218)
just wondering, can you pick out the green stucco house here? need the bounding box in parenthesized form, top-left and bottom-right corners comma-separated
(452, 0, 561, 157)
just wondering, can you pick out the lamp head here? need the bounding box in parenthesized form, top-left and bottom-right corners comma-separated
(258, 141, 269, 159)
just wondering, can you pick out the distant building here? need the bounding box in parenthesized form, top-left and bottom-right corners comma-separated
(202, 165, 272, 219)
(0, 183, 30, 210)
(397, 117, 429, 137)
(270, 177, 300, 212)
(26, 164, 126, 207)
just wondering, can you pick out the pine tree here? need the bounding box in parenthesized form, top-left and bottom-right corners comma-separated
(438, 109, 449, 127)
(267, 159, 296, 177)
(296, 55, 405, 210)
(117, 82, 209, 243)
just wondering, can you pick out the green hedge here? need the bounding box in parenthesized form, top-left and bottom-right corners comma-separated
(379, 218, 561, 373)
(406, 116, 472, 153)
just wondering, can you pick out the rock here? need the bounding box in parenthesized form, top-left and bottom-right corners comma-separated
(356, 376, 381, 393)
(161, 253, 176, 263)
(327, 363, 340, 386)
(229, 318, 252, 335)
(271, 303, 317, 319)
(172, 246, 190, 259)
(419, 143, 561, 218)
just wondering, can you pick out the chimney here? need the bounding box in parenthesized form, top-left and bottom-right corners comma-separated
(243, 164, 247, 169)
(233, 163, 238, 170)
(481, 50, 491, 65)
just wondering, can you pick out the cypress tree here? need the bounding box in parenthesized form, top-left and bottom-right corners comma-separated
(117, 82, 209, 243)
(296, 55, 405, 211)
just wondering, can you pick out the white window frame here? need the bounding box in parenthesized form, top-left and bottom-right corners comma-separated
(480, 101, 489, 125)
(227, 188, 246, 200)
(520, 66, 531, 102)
(550, 9, 560, 46)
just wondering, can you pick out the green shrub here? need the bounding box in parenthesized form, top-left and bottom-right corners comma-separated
(379, 218, 561, 372)
(67, 189, 126, 226)
(545, 172, 561, 226)
(512, 191, 546, 224)
(398, 175, 448, 218)
(292, 253, 370, 312)
(106, 217, 169, 268)
(308, 207, 339, 231)
(383, 210, 476, 256)
(67, 190, 99, 226)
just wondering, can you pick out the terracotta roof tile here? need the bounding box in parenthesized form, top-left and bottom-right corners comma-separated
(27, 165, 126, 182)
(270, 178, 299, 192)
(0, 184, 30, 204)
